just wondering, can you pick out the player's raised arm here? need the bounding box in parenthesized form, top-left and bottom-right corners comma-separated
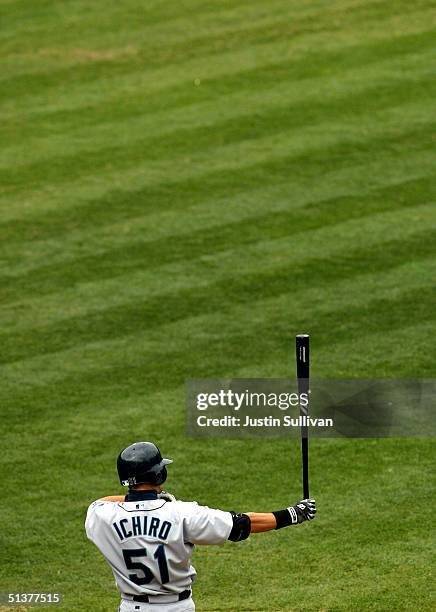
(245, 499, 317, 533)
(225, 499, 317, 541)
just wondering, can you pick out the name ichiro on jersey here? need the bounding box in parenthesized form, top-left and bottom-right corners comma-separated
(112, 513, 173, 542)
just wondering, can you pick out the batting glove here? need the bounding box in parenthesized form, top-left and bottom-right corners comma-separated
(158, 491, 177, 502)
(291, 498, 317, 523)
(273, 498, 316, 529)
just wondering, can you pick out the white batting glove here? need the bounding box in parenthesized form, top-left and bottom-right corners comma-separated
(158, 491, 177, 502)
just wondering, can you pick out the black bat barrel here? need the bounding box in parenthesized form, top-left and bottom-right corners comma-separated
(296, 334, 310, 499)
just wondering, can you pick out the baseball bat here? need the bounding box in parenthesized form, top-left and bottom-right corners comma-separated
(296, 334, 310, 499)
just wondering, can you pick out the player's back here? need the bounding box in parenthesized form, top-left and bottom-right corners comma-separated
(85, 493, 232, 598)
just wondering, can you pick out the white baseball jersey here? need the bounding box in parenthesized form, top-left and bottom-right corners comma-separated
(85, 494, 233, 597)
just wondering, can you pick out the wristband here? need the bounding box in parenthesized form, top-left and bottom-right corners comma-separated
(273, 507, 298, 529)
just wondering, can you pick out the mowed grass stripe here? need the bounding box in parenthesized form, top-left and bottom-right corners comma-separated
(2, 27, 434, 148)
(1, 147, 434, 270)
(1, 392, 433, 513)
(1, 173, 434, 305)
(1, 163, 433, 280)
(0, 0, 298, 44)
(2, 254, 435, 395)
(314, 320, 436, 379)
(2, 275, 435, 423)
(2, 41, 433, 173)
(2, 48, 433, 188)
(0, 0, 424, 98)
(1, 93, 434, 239)
(1, 215, 434, 366)
(0, 0, 337, 55)
(1, 3, 432, 120)
(1, 100, 433, 242)
(4, 148, 434, 290)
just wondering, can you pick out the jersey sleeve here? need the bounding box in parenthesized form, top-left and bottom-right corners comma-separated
(85, 500, 110, 541)
(181, 502, 233, 545)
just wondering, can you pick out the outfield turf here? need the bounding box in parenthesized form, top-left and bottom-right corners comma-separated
(1, 1, 435, 610)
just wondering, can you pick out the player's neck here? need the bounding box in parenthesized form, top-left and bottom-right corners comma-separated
(125, 488, 160, 502)
(125, 484, 162, 502)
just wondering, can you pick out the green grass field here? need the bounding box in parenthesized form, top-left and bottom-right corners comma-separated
(1, 1, 435, 610)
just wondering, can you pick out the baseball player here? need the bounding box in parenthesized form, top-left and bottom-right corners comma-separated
(85, 441, 317, 611)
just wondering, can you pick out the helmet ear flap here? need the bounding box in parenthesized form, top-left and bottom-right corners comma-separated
(134, 465, 167, 486)
(155, 465, 167, 486)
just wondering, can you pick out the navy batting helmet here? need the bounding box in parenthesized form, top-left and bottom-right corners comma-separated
(117, 441, 172, 487)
